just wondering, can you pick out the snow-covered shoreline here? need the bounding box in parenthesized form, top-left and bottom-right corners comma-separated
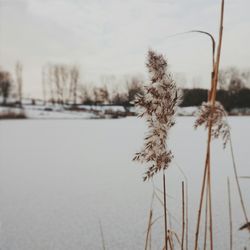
(1, 104, 249, 119)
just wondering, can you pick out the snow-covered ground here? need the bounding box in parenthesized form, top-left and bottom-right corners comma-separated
(0, 105, 199, 119)
(0, 105, 97, 119)
(1, 104, 249, 120)
(0, 117, 249, 249)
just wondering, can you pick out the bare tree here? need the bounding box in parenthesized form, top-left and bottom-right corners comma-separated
(111, 86, 127, 106)
(48, 64, 55, 104)
(92, 86, 110, 105)
(69, 65, 80, 105)
(0, 69, 12, 105)
(44, 63, 80, 105)
(126, 76, 144, 104)
(49, 64, 69, 105)
(93, 87, 102, 105)
(79, 84, 93, 104)
(99, 85, 109, 104)
(54, 65, 62, 104)
(15, 61, 23, 106)
(59, 65, 70, 104)
(42, 66, 47, 104)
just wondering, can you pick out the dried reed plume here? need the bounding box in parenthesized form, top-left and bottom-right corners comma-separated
(133, 49, 180, 181)
(194, 101, 230, 148)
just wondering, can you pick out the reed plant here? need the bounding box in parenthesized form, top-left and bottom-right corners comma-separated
(133, 1, 249, 249)
(133, 49, 180, 249)
(133, 50, 180, 181)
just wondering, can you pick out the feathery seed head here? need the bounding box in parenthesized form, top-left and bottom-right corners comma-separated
(133, 50, 180, 181)
(194, 101, 230, 148)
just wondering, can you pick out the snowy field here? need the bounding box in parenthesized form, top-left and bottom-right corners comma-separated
(0, 117, 250, 250)
(0, 105, 198, 119)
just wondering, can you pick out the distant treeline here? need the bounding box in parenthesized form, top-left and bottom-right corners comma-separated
(79, 87, 250, 112)
(180, 88, 250, 111)
(1, 64, 250, 111)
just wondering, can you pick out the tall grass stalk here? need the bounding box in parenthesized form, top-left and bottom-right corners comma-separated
(203, 187, 209, 250)
(145, 209, 153, 250)
(133, 50, 180, 249)
(227, 178, 233, 250)
(181, 181, 185, 250)
(163, 173, 168, 250)
(185, 182, 188, 250)
(175, 162, 189, 250)
(195, 1, 225, 249)
(168, 231, 174, 250)
(229, 135, 249, 230)
(207, 157, 213, 250)
(145, 192, 155, 250)
(99, 220, 106, 250)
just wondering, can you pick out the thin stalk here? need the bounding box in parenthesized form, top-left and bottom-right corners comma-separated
(153, 190, 180, 225)
(145, 191, 155, 250)
(210, 0, 224, 104)
(239, 176, 250, 179)
(172, 230, 182, 247)
(185, 182, 189, 250)
(229, 135, 249, 226)
(195, 127, 212, 250)
(149, 224, 152, 250)
(207, 157, 214, 250)
(145, 209, 153, 250)
(207, 1, 225, 249)
(194, 147, 209, 250)
(168, 212, 174, 250)
(148, 215, 164, 229)
(181, 181, 185, 250)
(99, 220, 106, 250)
(195, 1, 225, 249)
(175, 162, 189, 250)
(168, 231, 174, 250)
(203, 186, 209, 250)
(163, 173, 168, 250)
(227, 177, 233, 250)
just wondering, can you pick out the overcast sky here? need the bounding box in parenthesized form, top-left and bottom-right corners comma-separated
(0, 0, 250, 97)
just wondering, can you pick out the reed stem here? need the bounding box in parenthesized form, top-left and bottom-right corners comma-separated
(185, 182, 189, 250)
(145, 209, 153, 250)
(195, 1, 225, 249)
(163, 173, 168, 250)
(229, 136, 249, 225)
(99, 220, 106, 250)
(181, 181, 185, 250)
(227, 178, 233, 250)
(203, 187, 209, 250)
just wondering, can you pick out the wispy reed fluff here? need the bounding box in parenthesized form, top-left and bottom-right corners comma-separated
(194, 101, 230, 148)
(133, 50, 180, 181)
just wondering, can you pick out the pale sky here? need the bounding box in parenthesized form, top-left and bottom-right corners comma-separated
(0, 0, 250, 97)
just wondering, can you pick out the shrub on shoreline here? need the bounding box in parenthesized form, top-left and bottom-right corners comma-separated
(0, 110, 26, 119)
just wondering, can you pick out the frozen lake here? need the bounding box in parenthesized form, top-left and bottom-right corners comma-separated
(0, 117, 250, 250)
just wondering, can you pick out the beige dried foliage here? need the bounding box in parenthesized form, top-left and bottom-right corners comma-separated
(194, 101, 230, 148)
(133, 50, 180, 181)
